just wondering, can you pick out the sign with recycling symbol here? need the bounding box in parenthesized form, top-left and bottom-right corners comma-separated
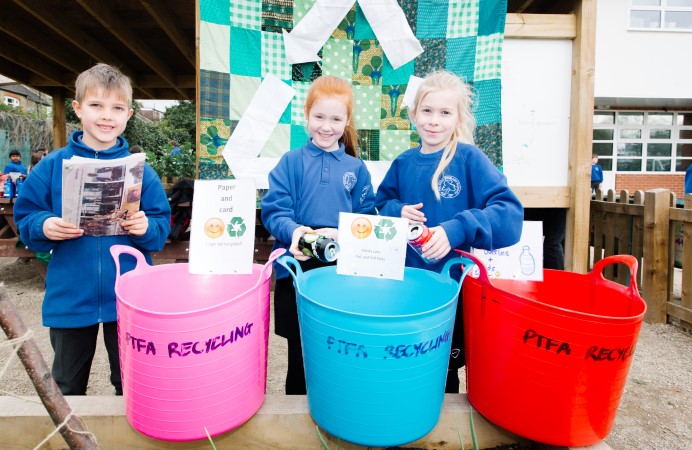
(374, 218, 397, 241)
(227, 216, 247, 238)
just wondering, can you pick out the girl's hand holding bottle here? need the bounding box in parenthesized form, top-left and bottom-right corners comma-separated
(290, 225, 314, 261)
(421, 226, 452, 262)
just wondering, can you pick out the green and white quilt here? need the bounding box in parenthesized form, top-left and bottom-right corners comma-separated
(198, 0, 507, 184)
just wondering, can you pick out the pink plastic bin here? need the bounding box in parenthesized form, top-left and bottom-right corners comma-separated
(111, 245, 283, 442)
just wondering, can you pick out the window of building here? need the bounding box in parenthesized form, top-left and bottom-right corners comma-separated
(592, 110, 692, 174)
(4, 97, 20, 107)
(629, 0, 692, 31)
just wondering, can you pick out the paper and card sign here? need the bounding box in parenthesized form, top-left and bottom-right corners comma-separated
(189, 179, 256, 274)
(471, 221, 544, 281)
(336, 212, 408, 280)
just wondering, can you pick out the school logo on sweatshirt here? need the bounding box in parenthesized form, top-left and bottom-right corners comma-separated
(438, 175, 461, 199)
(343, 171, 357, 190)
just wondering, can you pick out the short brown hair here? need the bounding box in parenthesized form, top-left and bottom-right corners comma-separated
(74, 64, 133, 107)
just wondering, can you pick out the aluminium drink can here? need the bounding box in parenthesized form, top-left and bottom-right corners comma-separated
(407, 223, 435, 263)
(298, 233, 340, 262)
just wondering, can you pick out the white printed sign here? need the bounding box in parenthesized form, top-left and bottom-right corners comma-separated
(471, 221, 544, 281)
(336, 212, 408, 280)
(188, 179, 256, 274)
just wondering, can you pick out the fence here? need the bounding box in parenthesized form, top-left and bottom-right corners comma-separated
(590, 188, 692, 328)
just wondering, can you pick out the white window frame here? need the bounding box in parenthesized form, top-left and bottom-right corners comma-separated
(4, 97, 20, 107)
(629, 0, 692, 31)
(592, 110, 692, 174)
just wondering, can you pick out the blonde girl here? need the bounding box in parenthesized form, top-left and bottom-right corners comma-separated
(375, 70, 524, 392)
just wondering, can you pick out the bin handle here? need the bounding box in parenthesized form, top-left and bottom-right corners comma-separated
(590, 254, 640, 297)
(110, 245, 150, 290)
(259, 248, 286, 282)
(441, 255, 476, 281)
(455, 250, 489, 284)
(277, 254, 303, 284)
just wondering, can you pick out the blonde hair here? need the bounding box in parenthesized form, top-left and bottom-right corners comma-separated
(74, 63, 133, 107)
(410, 71, 476, 200)
(304, 76, 359, 157)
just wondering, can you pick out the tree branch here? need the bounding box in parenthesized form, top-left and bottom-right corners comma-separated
(0, 284, 98, 449)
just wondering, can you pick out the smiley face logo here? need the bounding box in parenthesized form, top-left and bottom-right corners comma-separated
(351, 217, 372, 239)
(204, 218, 225, 238)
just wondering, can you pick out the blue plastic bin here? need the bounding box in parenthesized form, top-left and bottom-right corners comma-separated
(278, 255, 474, 447)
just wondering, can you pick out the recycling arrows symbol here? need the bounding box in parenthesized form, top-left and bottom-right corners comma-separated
(227, 217, 247, 238)
(374, 219, 397, 241)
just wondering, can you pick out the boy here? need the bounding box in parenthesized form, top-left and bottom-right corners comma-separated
(4, 149, 27, 175)
(13, 64, 171, 395)
(591, 154, 603, 194)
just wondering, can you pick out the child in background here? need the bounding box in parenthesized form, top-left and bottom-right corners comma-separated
(13, 63, 171, 396)
(591, 154, 604, 194)
(262, 75, 376, 394)
(4, 149, 27, 175)
(375, 70, 524, 393)
(28, 150, 45, 174)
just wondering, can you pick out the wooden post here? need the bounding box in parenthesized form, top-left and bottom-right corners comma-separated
(680, 194, 692, 329)
(51, 87, 67, 150)
(565, 0, 597, 273)
(642, 189, 670, 323)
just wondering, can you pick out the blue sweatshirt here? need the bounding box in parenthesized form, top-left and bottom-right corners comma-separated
(261, 139, 376, 279)
(4, 160, 27, 175)
(375, 142, 524, 274)
(591, 163, 603, 183)
(13, 131, 171, 328)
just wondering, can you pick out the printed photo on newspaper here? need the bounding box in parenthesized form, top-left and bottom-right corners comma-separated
(62, 153, 146, 236)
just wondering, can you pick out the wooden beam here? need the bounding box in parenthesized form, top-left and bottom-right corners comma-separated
(138, 74, 196, 89)
(10, 0, 159, 99)
(0, 58, 35, 89)
(512, 186, 571, 208)
(506, 13, 577, 39)
(74, 0, 187, 98)
(138, 0, 196, 66)
(0, 395, 544, 450)
(564, 0, 597, 273)
(0, 39, 67, 86)
(11, 0, 122, 67)
(0, 13, 85, 76)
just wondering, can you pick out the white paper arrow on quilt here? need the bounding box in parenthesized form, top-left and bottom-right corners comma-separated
(283, 0, 356, 65)
(222, 74, 295, 188)
(358, 0, 423, 69)
(282, 0, 422, 70)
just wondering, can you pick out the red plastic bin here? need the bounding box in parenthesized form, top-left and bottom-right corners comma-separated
(459, 252, 647, 447)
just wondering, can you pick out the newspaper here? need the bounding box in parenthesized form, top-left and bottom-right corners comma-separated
(62, 153, 146, 236)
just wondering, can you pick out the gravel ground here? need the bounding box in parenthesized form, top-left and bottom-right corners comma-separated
(0, 257, 690, 449)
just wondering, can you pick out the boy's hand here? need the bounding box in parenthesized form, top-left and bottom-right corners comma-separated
(43, 217, 84, 240)
(422, 226, 451, 261)
(121, 211, 149, 236)
(401, 203, 425, 223)
(290, 226, 314, 261)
